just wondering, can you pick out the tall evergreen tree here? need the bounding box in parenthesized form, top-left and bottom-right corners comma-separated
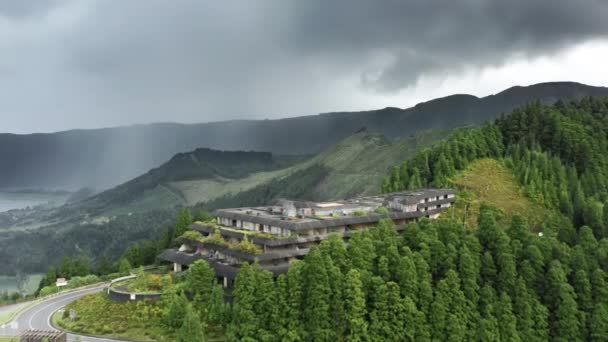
(495, 292, 520, 342)
(278, 262, 305, 341)
(513, 277, 537, 341)
(590, 302, 608, 342)
(163, 291, 189, 330)
(228, 263, 259, 341)
(458, 246, 480, 305)
(96, 255, 113, 275)
(187, 260, 216, 311)
(207, 283, 227, 328)
(546, 261, 582, 341)
(254, 267, 280, 341)
(343, 269, 369, 342)
(174, 208, 193, 237)
(118, 258, 132, 276)
(413, 252, 434, 316)
(177, 304, 206, 342)
(302, 249, 334, 342)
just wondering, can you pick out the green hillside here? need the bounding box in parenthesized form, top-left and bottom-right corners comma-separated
(80, 129, 442, 215)
(0, 129, 442, 274)
(201, 129, 443, 209)
(71, 149, 305, 216)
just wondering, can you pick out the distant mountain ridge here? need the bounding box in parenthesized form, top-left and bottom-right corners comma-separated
(1, 81, 607, 190)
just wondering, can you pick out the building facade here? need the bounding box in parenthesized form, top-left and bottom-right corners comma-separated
(159, 189, 456, 287)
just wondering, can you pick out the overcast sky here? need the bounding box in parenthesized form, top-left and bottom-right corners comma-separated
(1, 0, 608, 133)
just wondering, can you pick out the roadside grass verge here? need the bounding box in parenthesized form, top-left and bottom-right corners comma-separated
(55, 292, 225, 342)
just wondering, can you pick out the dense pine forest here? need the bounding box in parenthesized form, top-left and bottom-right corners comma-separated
(219, 214, 608, 341)
(175, 98, 608, 341)
(37, 98, 608, 341)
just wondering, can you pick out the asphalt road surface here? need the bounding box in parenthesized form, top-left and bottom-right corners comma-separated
(0, 301, 32, 319)
(0, 285, 128, 342)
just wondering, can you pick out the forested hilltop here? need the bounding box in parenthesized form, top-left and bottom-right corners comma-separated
(32, 98, 608, 341)
(385, 97, 608, 239)
(221, 98, 608, 340)
(372, 97, 608, 340)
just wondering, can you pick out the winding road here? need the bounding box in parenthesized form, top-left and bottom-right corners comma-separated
(0, 285, 127, 342)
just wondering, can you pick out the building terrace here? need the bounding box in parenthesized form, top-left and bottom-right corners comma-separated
(158, 189, 456, 287)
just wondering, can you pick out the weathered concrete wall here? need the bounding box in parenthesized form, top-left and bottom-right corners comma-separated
(108, 287, 162, 303)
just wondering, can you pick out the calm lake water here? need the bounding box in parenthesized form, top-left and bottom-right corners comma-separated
(0, 274, 43, 295)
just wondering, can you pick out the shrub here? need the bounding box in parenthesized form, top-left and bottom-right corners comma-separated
(118, 258, 132, 276)
(181, 230, 205, 242)
(101, 272, 121, 281)
(205, 230, 229, 247)
(233, 236, 262, 255)
(374, 207, 390, 215)
(67, 275, 100, 289)
(39, 285, 60, 297)
(353, 210, 368, 216)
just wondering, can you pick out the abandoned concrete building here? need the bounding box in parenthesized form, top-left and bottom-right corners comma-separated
(20, 330, 67, 342)
(159, 189, 456, 287)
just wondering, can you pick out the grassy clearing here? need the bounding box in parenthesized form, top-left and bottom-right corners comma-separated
(446, 158, 553, 231)
(0, 337, 18, 342)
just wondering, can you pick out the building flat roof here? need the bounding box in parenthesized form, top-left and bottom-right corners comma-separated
(214, 189, 455, 231)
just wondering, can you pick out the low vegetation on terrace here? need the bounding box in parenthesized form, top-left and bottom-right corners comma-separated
(193, 220, 282, 240)
(181, 230, 262, 255)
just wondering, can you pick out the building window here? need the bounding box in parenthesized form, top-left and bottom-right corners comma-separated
(232, 219, 237, 227)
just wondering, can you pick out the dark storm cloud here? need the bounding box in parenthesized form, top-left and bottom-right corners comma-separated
(0, 0, 607, 132)
(283, 0, 608, 90)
